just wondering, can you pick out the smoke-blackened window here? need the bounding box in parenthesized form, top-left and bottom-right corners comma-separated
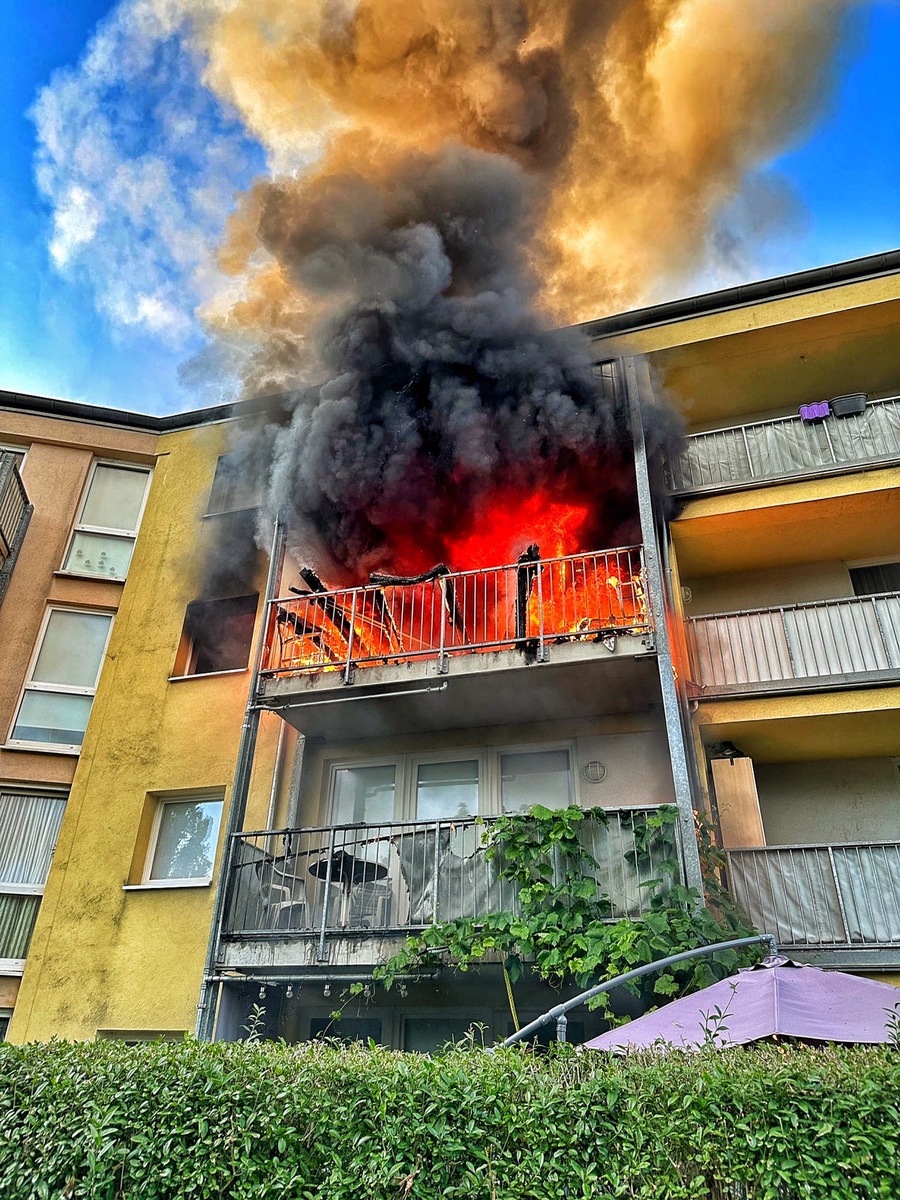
(206, 453, 262, 516)
(173, 594, 258, 676)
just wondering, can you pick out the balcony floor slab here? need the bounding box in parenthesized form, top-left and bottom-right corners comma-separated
(259, 638, 659, 738)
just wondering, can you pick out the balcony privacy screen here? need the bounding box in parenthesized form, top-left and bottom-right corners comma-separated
(689, 594, 900, 690)
(727, 844, 900, 948)
(0, 791, 66, 960)
(670, 398, 900, 492)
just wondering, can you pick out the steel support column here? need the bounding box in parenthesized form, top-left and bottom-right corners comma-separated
(622, 356, 704, 898)
(196, 518, 285, 1040)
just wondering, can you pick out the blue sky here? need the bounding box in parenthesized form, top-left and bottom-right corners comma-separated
(1, 1, 900, 415)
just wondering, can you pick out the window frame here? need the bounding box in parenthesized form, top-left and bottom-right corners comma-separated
(204, 452, 262, 517)
(0, 785, 67, 974)
(0, 444, 27, 470)
(170, 593, 260, 680)
(139, 794, 224, 888)
(60, 459, 152, 582)
(326, 742, 576, 824)
(490, 741, 577, 815)
(6, 606, 115, 754)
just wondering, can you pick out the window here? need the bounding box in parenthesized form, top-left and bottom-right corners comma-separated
(173, 594, 258, 676)
(415, 760, 479, 820)
(850, 561, 900, 596)
(62, 462, 150, 580)
(500, 749, 573, 812)
(144, 797, 223, 885)
(328, 745, 574, 823)
(0, 789, 66, 971)
(333, 764, 396, 824)
(0, 445, 26, 471)
(206, 452, 262, 516)
(9, 608, 113, 750)
(0, 1010, 11, 1041)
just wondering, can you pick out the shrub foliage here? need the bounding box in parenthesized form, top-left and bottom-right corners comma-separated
(0, 1039, 897, 1199)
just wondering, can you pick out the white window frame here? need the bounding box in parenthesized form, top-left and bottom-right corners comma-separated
(6, 606, 115, 754)
(0, 785, 67, 974)
(139, 794, 224, 889)
(326, 743, 576, 824)
(60, 459, 152, 582)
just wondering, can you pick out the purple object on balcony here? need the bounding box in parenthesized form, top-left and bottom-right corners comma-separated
(799, 400, 830, 422)
(582, 956, 900, 1050)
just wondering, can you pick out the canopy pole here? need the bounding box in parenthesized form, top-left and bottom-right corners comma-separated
(494, 933, 776, 1049)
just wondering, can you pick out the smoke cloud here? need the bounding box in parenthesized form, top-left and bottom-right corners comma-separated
(188, 0, 850, 577)
(35, 0, 855, 578)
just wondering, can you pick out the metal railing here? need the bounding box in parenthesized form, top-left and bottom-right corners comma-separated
(0, 453, 31, 604)
(668, 395, 900, 495)
(726, 843, 900, 949)
(221, 807, 682, 951)
(687, 591, 900, 693)
(263, 547, 649, 678)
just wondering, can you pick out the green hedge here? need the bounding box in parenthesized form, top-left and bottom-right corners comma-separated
(0, 1040, 897, 1199)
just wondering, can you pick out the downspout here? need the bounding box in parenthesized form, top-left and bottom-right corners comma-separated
(622, 356, 704, 899)
(196, 517, 285, 1041)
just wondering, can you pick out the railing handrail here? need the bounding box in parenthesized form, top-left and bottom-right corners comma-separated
(725, 840, 900, 853)
(267, 544, 645, 607)
(681, 393, 899, 442)
(234, 804, 674, 842)
(687, 589, 900, 624)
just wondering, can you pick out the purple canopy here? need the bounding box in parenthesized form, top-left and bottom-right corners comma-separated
(583, 956, 900, 1051)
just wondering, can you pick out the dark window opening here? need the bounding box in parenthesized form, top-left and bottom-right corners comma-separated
(175, 594, 258, 676)
(850, 562, 900, 596)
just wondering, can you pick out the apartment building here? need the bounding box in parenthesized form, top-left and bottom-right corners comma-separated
(2, 251, 899, 1048)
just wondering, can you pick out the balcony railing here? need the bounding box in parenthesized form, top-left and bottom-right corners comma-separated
(263, 547, 649, 679)
(0, 453, 31, 604)
(668, 395, 900, 495)
(726, 843, 900, 951)
(221, 807, 682, 949)
(687, 592, 900, 694)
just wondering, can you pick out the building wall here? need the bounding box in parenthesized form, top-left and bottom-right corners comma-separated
(0, 407, 157, 1026)
(9, 419, 279, 1042)
(755, 757, 900, 845)
(683, 560, 853, 617)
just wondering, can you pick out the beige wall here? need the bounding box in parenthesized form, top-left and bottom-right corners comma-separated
(755, 757, 900, 845)
(0, 429, 152, 789)
(684, 560, 852, 617)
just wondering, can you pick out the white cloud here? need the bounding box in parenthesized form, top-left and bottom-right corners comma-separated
(31, 0, 262, 348)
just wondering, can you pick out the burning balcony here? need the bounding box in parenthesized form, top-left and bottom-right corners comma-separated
(668, 395, 900, 496)
(687, 592, 900, 696)
(0, 452, 31, 605)
(726, 842, 900, 968)
(258, 547, 658, 736)
(218, 806, 683, 972)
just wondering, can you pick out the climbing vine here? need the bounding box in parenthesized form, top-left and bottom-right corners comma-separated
(376, 804, 758, 1019)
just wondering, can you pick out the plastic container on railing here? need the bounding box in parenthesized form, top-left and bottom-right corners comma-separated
(829, 392, 868, 418)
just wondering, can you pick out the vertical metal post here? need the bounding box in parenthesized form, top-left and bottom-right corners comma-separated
(536, 561, 548, 662)
(556, 1012, 568, 1043)
(622, 357, 704, 900)
(342, 590, 358, 685)
(196, 517, 285, 1041)
(316, 825, 338, 962)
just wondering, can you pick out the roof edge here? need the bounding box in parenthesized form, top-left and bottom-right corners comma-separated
(0, 389, 285, 433)
(577, 249, 900, 341)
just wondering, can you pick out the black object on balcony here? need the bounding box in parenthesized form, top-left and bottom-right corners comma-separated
(829, 392, 868, 418)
